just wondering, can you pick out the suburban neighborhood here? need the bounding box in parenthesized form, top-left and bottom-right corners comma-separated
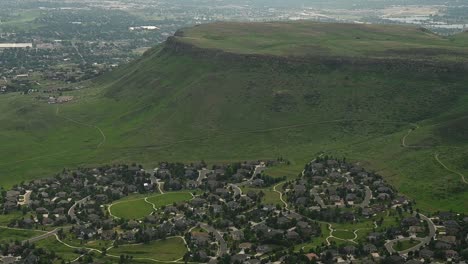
(0, 156, 466, 263)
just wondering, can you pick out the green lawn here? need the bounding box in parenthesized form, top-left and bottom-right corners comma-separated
(146, 192, 193, 208)
(109, 192, 192, 219)
(332, 230, 355, 240)
(241, 185, 283, 207)
(394, 239, 421, 251)
(108, 237, 187, 261)
(109, 198, 154, 220)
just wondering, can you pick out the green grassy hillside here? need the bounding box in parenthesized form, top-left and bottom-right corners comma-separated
(0, 21, 466, 212)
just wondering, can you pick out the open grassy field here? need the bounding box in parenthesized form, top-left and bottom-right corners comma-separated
(0, 227, 42, 243)
(0, 21, 467, 213)
(35, 237, 82, 262)
(109, 192, 193, 219)
(108, 237, 187, 261)
(267, 163, 304, 181)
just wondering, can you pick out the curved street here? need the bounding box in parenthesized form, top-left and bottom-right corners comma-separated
(199, 223, 228, 257)
(384, 213, 436, 255)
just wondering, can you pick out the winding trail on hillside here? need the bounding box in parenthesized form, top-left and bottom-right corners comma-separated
(400, 121, 467, 184)
(400, 123, 439, 149)
(0, 117, 432, 168)
(122, 119, 415, 150)
(434, 153, 468, 184)
(400, 115, 468, 150)
(56, 106, 106, 148)
(401, 124, 422, 148)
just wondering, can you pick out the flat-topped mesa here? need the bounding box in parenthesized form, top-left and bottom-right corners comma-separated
(162, 21, 468, 71)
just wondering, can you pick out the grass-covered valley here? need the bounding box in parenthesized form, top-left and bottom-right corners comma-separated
(1, 21, 467, 214)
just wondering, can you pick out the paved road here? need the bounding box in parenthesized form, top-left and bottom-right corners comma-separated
(68, 196, 90, 223)
(311, 189, 326, 208)
(72, 39, 86, 64)
(23, 228, 59, 244)
(228, 184, 243, 197)
(250, 164, 266, 181)
(385, 236, 426, 255)
(358, 186, 372, 208)
(197, 169, 213, 184)
(384, 213, 436, 255)
(200, 223, 227, 257)
(419, 213, 437, 242)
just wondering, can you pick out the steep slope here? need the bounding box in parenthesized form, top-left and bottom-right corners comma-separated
(100, 22, 468, 147)
(0, 21, 466, 211)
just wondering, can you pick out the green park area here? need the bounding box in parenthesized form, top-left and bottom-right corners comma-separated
(332, 230, 356, 240)
(108, 237, 187, 261)
(109, 192, 193, 219)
